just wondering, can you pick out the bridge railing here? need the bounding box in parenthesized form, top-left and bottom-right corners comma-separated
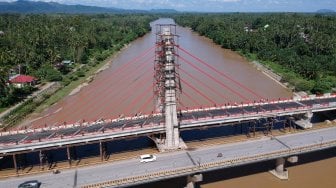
(0, 120, 164, 147)
(1, 94, 335, 147)
(0, 112, 164, 137)
(180, 105, 310, 124)
(180, 94, 336, 123)
(180, 93, 336, 114)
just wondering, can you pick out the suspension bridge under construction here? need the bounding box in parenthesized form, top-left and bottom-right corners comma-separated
(0, 24, 336, 188)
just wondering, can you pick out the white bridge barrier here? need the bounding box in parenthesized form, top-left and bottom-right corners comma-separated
(0, 95, 335, 149)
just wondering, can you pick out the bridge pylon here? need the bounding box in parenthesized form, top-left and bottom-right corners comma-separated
(153, 24, 186, 151)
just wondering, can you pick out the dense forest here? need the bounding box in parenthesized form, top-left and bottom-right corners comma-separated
(0, 14, 156, 108)
(173, 13, 336, 94)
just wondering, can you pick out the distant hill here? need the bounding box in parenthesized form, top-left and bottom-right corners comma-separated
(0, 0, 177, 14)
(150, 9, 178, 13)
(316, 9, 335, 14)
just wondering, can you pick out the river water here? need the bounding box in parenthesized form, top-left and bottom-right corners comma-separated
(21, 18, 291, 128)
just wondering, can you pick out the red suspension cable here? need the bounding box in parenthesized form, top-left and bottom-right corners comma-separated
(178, 100, 187, 110)
(123, 83, 154, 115)
(180, 77, 217, 105)
(88, 45, 155, 96)
(111, 73, 153, 116)
(63, 57, 154, 123)
(110, 55, 155, 88)
(181, 89, 202, 107)
(138, 93, 155, 114)
(179, 55, 249, 101)
(54, 47, 155, 124)
(112, 45, 156, 76)
(180, 67, 230, 102)
(177, 46, 264, 99)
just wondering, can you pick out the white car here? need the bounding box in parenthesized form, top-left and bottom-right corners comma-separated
(140, 154, 157, 163)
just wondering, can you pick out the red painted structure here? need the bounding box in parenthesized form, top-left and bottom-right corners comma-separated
(9, 75, 37, 88)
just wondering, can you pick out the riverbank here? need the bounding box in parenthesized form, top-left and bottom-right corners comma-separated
(241, 52, 311, 96)
(15, 44, 134, 130)
(0, 82, 62, 130)
(0, 82, 57, 121)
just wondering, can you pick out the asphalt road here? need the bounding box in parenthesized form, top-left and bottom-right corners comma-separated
(1, 126, 336, 188)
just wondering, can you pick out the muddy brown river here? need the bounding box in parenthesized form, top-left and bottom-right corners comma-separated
(21, 18, 291, 128)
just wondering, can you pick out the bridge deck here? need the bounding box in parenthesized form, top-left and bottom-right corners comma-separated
(0, 95, 335, 151)
(1, 126, 336, 188)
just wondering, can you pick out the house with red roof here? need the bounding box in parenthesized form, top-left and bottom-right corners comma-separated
(8, 74, 38, 88)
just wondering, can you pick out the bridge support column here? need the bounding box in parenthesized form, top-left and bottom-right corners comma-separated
(99, 141, 107, 161)
(66, 146, 71, 167)
(295, 111, 313, 129)
(269, 157, 288, 180)
(99, 141, 103, 161)
(150, 133, 187, 152)
(173, 126, 180, 147)
(12, 154, 18, 174)
(185, 173, 203, 188)
(39, 150, 44, 170)
(153, 25, 187, 152)
(285, 116, 296, 132)
(161, 88, 187, 151)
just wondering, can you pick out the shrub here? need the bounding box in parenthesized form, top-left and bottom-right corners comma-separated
(76, 70, 85, 77)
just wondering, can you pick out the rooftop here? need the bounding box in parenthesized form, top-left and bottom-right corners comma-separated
(9, 75, 37, 83)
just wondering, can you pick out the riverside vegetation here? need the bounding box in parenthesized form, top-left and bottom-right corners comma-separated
(173, 13, 336, 94)
(0, 14, 156, 128)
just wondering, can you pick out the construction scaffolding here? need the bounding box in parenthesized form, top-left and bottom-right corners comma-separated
(154, 24, 183, 150)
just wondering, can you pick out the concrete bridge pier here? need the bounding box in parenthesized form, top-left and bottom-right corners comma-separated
(12, 154, 18, 174)
(149, 134, 164, 149)
(99, 141, 107, 161)
(295, 111, 313, 129)
(66, 146, 72, 167)
(149, 134, 187, 152)
(285, 116, 296, 132)
(39, 150, 45, 170)
(185, 173, 203, 188)
(269, 155, 298, 180)
(270, 157, 289, 180)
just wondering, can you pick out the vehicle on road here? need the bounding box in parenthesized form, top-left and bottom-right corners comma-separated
(18, 180, 41, 188)
(140, 154, 157, 163)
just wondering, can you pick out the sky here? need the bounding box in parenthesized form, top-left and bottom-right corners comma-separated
(2, 0, 336, 12)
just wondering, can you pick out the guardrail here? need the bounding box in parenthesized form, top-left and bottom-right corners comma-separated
(81, 138, 336, 188)
(0, 125, 165, 154)
(1, 95, 335, 149)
